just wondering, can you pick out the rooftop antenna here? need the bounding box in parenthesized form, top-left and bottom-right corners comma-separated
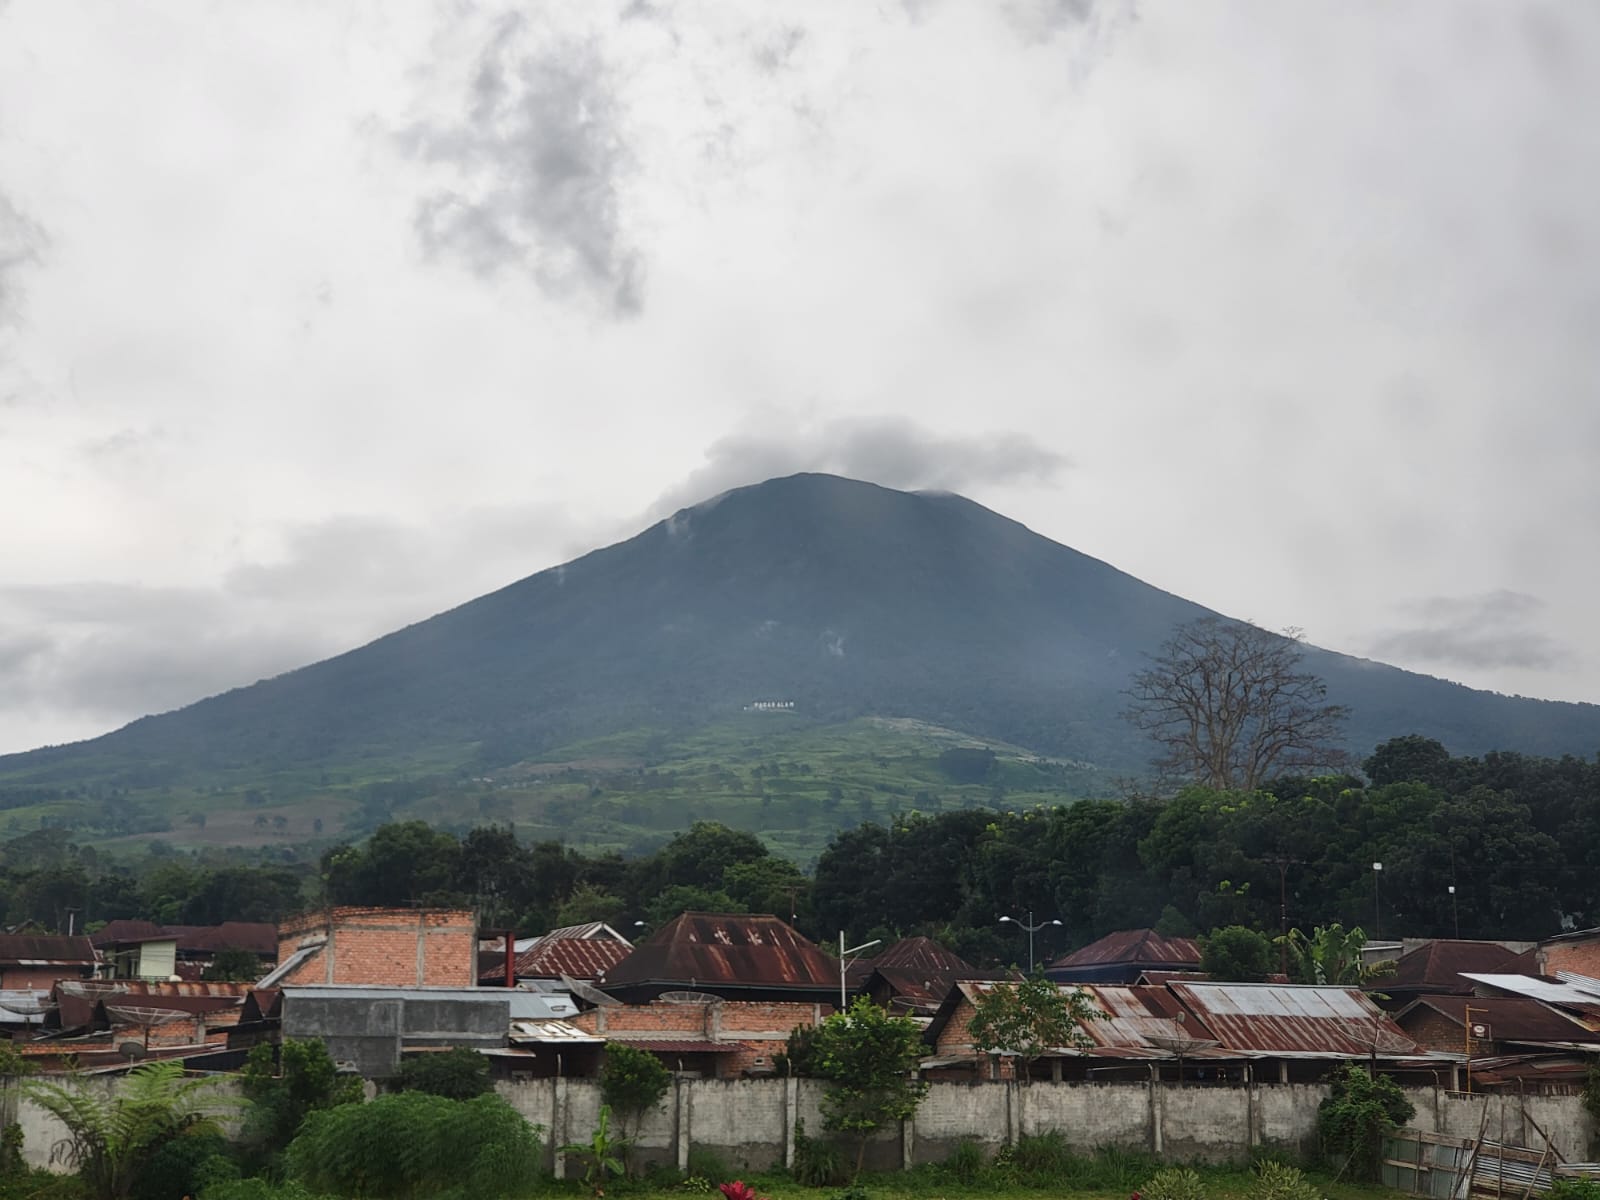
(104, 1005, 188, 1050)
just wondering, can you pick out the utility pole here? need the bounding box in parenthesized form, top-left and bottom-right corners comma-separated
(1372, 862, 1383, 940)
(999, 910, 1062, 975)
(1265, 856, 1303, 976)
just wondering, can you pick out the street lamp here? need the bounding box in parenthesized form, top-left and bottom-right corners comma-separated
(1448, 885, 1459, 940)
(1372, 862, 1383, 939)
(999, 911, 1062, 974)
(838, 933, 881, 1010)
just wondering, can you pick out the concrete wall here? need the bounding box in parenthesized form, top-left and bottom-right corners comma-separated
(491, 1077, 1593, 1179)
(282, 992, 511, 1078)
(12, 1073, 1592, 1179)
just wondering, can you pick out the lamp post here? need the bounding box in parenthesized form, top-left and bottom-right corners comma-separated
(1448, 885, 1459, 940)
(1372, 862, 1383, 939)
(999, 910, 1062, 974)
(838, 933, 881, 1010)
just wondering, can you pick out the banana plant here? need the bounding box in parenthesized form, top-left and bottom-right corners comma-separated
(561, 1103, 628, 1198)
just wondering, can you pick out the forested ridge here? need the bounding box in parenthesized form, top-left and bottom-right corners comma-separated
(5, 735, 1594, 966)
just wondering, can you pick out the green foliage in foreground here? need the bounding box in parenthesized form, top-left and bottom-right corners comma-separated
(808, 999, 928, 1180)
(395, 1046, 492, 1101)
(1317, 1063, 1416, 1181)
(286, 1091, 541, 1200)
(25, 1062, 235, 1200)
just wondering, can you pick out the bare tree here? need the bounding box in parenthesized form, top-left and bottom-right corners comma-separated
(1123, 617, 1349, 791)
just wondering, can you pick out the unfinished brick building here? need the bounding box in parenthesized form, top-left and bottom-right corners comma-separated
(275, 907, 477, 988)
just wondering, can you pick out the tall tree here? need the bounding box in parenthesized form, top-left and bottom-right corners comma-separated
(967, 974, 1101, 1083)
(809, 998, 928, 1180)
(1123, 617, 1349, 791)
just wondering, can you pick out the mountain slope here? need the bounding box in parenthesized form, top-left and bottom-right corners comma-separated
(5, 474, 1599, 793)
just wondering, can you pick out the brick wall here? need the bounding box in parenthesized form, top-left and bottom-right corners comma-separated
(1398, 1007, 1472, 1054)
(573, 999, 831, 1078)
(277, 908, 477, 987)
(932, 996, 1010, 1079)
(1541, 936, 1600, 979)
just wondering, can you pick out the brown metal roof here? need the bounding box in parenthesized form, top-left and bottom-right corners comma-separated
(872, 937, 978, 974)
(483, 937, 633, 983)
(601, 913, 836, 991)
(91, 921, 277, 956)
(1167, 981, 1420, 1058)
(53, 979, 255, 1029)
(1050, 929, 1201, 970)
(1396, 995, 1598, 1044)
(0, 935, 98, 965)
(1384, 941, 1527, 992)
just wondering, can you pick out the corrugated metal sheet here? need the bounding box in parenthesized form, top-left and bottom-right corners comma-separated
(91, 921, 277, 956)
(1168, 981, 1419, 1057)
(1050, 929, 1201, 970)
(509, 1019, 605, 1044)
(1462, 974, 1600, 1020)
(484, 937, 632, 983)
(872, 937, 977, 975)
(0, 935, 98, 965)
(602, 913, 836, 991)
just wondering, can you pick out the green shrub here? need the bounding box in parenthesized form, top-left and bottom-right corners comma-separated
(792, 1120, 845, 1188)
(394, 1047, 491, 1100)
(1316, 1064, 1415, 1181)
(942, 1139, 985, 1185)
(1249, 1160, 1320, 1200)
(0, 1169, 88, 1200)
(287, 1091, 541, 1199)
(687, 1148, 730, 1182)
(1140, 1167, 1209, 1200)
(1011, 1130, 1072, 1180)
(829, 1187, 870, 1200)
(1550, 1181, 1600, 1200)
(133, 1132, 240, 1200)
(200, 1183, 322, 1200)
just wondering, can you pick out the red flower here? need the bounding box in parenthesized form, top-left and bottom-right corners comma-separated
(720, 1182, 760, 1200)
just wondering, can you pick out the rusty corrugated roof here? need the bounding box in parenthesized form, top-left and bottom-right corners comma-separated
(92, 921, 277, 956)
(601, 912, 836, 991)
(1167, 981, 1419, 1057)
(1385, 941, 1526, 993)
(483, 937, 633, 983)
(873, 937, 978, 974)
(0, 934, 98, 965)
(1050, 929, 1201, 970)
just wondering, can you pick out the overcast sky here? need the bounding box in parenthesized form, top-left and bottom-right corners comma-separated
(1, 1, 1598, 756)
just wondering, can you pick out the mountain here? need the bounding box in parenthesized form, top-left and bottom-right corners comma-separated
(4, 473, 1599, 805)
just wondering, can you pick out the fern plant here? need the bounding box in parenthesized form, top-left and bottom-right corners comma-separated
(25, 1061, 235, 1200)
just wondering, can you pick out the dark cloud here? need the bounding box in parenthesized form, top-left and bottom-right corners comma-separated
(654, 416, 1069, 515)
(0, 583, 338, 720)
(402, 14, 642, 315)
(1369, 591, 1565, 671)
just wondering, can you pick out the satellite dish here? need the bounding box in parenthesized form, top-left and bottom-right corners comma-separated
(659, 990, 719, 1005)
(105, 1006, 189, 1028)
(0, 997, 56, 1017)
(118, 1041, 147, 1061)
(58, 981, 128, 1000)
(560, 974, 621, 1008)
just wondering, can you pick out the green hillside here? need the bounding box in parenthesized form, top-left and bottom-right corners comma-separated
(0, 716, 1111, 862)
(2, 473, 1597, 854)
